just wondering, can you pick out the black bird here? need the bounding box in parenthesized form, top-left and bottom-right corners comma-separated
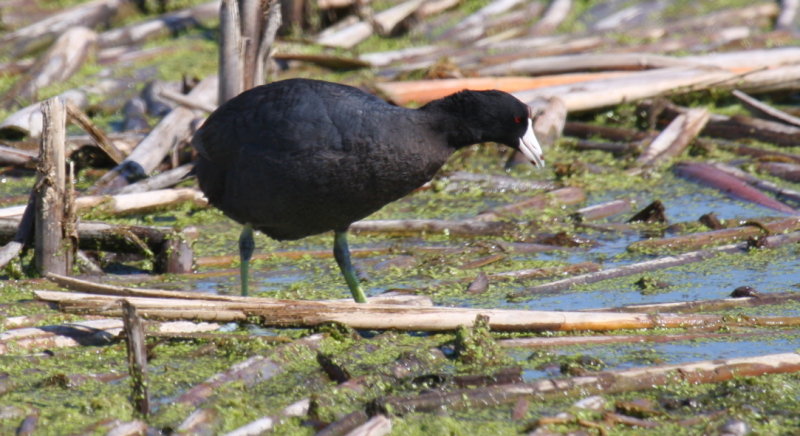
(192, 78, 544, 302)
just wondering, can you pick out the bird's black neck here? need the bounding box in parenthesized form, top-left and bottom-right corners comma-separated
(418, 94, 490, 149)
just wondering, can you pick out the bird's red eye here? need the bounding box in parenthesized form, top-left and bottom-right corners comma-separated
(514, 116, 522, 124)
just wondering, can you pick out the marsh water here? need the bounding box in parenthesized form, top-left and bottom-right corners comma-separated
(150, 146, 800, 375)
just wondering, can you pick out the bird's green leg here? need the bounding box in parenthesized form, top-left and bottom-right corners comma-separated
(333, 230, 367, 303)
(239, 224, 255, 296)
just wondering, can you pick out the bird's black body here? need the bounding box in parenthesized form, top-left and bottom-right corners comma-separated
(192, 78, 542, 300)
(194, 78, 533, 240)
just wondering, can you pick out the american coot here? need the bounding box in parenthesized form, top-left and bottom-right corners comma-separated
(192, 78, 544, 302)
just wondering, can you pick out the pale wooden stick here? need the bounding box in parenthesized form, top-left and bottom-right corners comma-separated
(122, 300, 149, 416)
(222, 399, 309, 436)
(572, 199, 632, 222)
(239, 0, 261, 90)
(46, 273, 431, 306)
(479, 52, 699, 77)
(512, 62, 800, 113)
(97, 1, 220, 48)
(629, 108, 709, 173)
(513, 67, 729, 113)
(0, 192, 34, 269)
(0, 0, 122, 57)
(158, 88, 216, 113)
(528, 0, 571, 35)
(417, 0, 460, 17)
(254, 0, 281, 87)
(65, 101, 126, 164)
(345, 415, 392, 436)
(373, 0, 425, 35)
(85, 421, 148, 436)
(35, 97, 71, 275)
(0, 144, 36, 166)
(45, 273, 238, 301)
(316, 17, 372, 49)
(219, 0, 243, 104)
(776, 0, 799, 29)
(36, 289, 800, 332)
(635, 4, 779, 40)
(350, 218, 508, 236)
(0, 318, 220, 354)
(0, 319, 121, 354)
(732, 89, 800, 127)
(174, 409, 217, 434)
(91, 76, 217, 195)
(441, 0, 526, 42)
(359, 45, 439, 67)
(36, 188, 207, 217)
(658, 100, 800, 147)
(116, 163, 194, 194)
(3, 27, 97, 110)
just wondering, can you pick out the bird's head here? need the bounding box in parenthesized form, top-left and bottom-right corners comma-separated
(426, 89, 545, 168)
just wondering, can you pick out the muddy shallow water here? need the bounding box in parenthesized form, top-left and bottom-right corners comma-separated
(177, 159, 800, 373)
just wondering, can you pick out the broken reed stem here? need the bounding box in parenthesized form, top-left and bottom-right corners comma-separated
(351, 187, 585, 236)
(0, 191, 35, 270)
(732, 89, 800, 127)
(0, 318, 224, 355)
(223, 399, 310, 435)
(45, 273, 238, 301)
(585, 291, 800, 314)
(34, 289, 800, 332)
(173, 334, 323, 409)
(45, 273, 428, 305)
(628, 216, 800, 253)
(499, 329, 800, 349)
(0, 188, 207, 219)
(254, 0, 282, 87)
(158, 88, 216, 113)
(571, 199, 632, 222)
(475, 186, 586, 221)
(316, 411, 371, 436)
(628, 107, 709, 175)
(64, 161, 78, 269)
(509, 231, 800, 300)
(710, 162, 800, 205)
(35, 97, 73, 276)
(122, 300, 149, 416)
(1, 220, 191, 268)
(219, 0, 243, 103)
(239, 0, 261, 90)
(196, 246, 392, 267)
(65, 101, 126, 164)
(376, 352, 800, 415)
(0, 318, 121, 355)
